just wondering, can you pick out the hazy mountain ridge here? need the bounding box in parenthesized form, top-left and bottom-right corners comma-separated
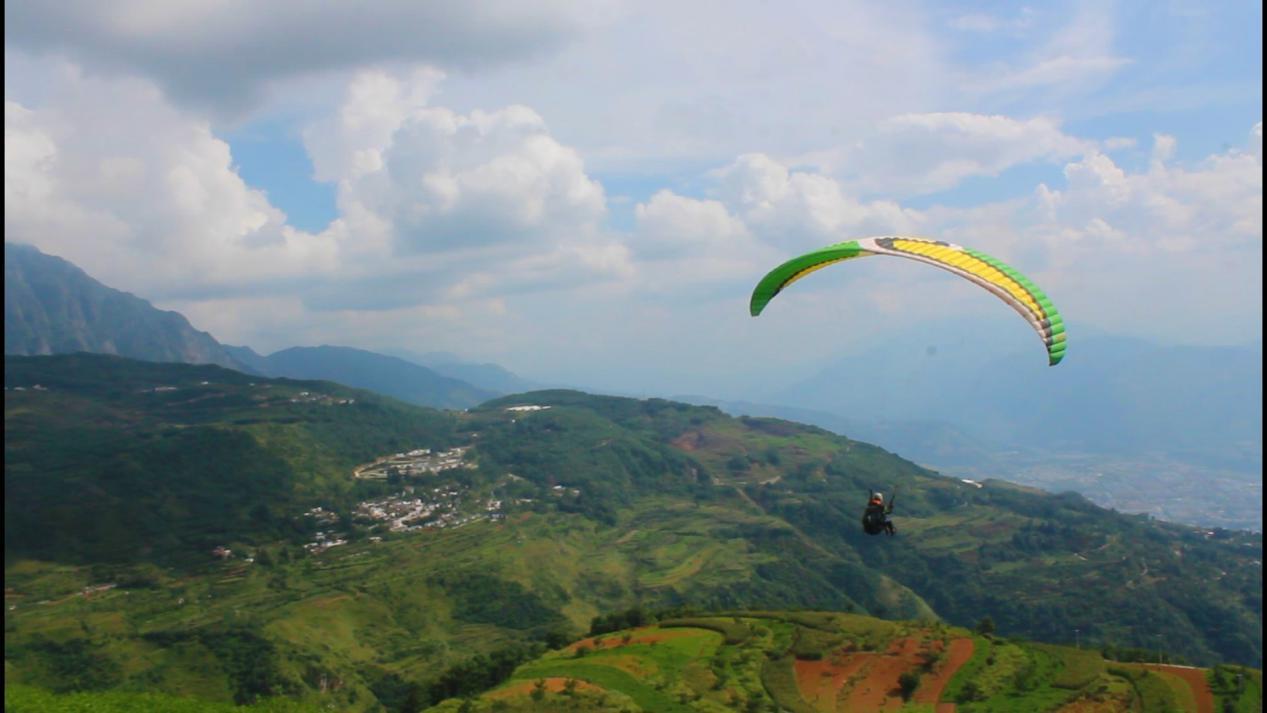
(674, 395, 1264, 531)
(770, 322, 1263, 478)
(674, 395, 1002, 468)
(383, 348, 546, 395)
(4, 242, 252, 372)
(4, 243, 501, 411)
(239, 344, 500, 410)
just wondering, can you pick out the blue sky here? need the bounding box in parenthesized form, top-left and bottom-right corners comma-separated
(4, 0, 1261, 396)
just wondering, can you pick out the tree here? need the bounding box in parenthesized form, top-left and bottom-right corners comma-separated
(975, 616, 996, 636)
(898, 671, 921, 701)
(957, 681, 985, 703)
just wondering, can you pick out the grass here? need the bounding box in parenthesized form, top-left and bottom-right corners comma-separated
(1212, 666, 1263, 713)
(3, 684, 318, 713)
(512, 661, 693, 712)
(1032, 643, 1106, 689)
(1108, 666, 1185, 712)
(659, 617, 752, 645)
(759, 654, 817, 713)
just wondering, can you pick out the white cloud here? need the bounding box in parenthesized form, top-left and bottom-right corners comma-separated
(3, 0, 607, 115)
(4, 65, 337, 299)
(301, 69, 625, 308)
(927, 128, 1263, 344)
(819, 112, 1093, 196)
(965, 3, 1130, 101)
(714, 154, 923, 248)
(981, 55, 1130, 95)
(309, 71, 607, 258)
(948, 8, 1035, 34)
(1102, 137, 1138, 151)
(434, 0, 953, 172)
(632, 190, 752, 261)
(4, 64, 631, 325)
(663, 123, 1264, 352)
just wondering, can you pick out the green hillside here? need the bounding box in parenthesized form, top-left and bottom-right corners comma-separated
(7, 612, 1261, 713)
(423, 611, 1263, 713)
(4, 355, 1261, 711)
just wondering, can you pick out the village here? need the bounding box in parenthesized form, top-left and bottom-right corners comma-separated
(352, 446, 473, 479)
(352, 486, 505, 533)
(293, 486, 506, 554)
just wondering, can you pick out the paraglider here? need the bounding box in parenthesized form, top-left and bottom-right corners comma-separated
(862, 489, 896, 536)
(749, 236, 1066, 366)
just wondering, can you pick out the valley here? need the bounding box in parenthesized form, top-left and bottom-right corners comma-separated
(4, 355, 1262, 711)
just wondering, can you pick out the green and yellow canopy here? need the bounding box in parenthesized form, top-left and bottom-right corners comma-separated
(750, 236, 1066, 366)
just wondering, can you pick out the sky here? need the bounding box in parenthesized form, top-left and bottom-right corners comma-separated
(4, 0, 1262, 397)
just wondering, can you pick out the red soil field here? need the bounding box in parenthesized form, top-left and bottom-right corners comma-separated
(1138, 664, 1215, 713)
(487, 676, 604, 699)
(794, 635, 973, 712)
(794, 653, 874, 709)
(566, 626, 699, 653)
(913, 637, 974, 713)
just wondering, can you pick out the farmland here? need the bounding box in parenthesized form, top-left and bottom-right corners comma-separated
(421, 611, 1256, 712)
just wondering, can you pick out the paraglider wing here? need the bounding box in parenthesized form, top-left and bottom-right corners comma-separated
(749, 236, 1066, 366)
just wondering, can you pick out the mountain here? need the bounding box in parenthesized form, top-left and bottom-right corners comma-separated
(236, 344, 499, 410)
(9, 614, 1260, 713)
(422, 611, 1261, 713)
(221, 343, 272, 373)
(2, 244, 494, 411)
(383, 347, 545, 395)
(674, 395, 1003, 468)
(4, 242, 253, 372)
(769, 320, 1264, 473)
(4, 355, 1261, 709)
(674, 396, 1263, 532)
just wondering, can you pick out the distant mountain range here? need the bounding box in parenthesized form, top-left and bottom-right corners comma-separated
(5, 242, 251, 372)
(380, 348, 546, 395)
(9, 240, 1260, 503)
(672, 395, 1001, 469)
(3, 242, 517, 410)
(765, 319, 1263, 475)
(226, 344, 498, 410)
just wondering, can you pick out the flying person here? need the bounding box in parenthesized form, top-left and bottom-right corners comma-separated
(862, 490, 896, 536)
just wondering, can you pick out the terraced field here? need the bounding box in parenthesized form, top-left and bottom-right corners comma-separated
(423, 613, 1259, 712)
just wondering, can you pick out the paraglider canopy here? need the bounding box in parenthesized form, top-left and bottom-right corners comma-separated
(749, 236, 1066, 366)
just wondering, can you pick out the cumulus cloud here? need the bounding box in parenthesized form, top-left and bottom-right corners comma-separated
(922, 128, 1263, 343)
(308, 70, 608, 256)
(433, 0, 954, 172)
(632, 191, 751, 260)
(4, 65, 630, 320)
(819, 112, 1093, 196)
(4, 64, 337, 298)
(4, 0, 605, 115)
(644, 123, 1263, 349)
(714, 154, 923, 248)
(1039, 133, 1261, 255)
(301, 69, 625, 307)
